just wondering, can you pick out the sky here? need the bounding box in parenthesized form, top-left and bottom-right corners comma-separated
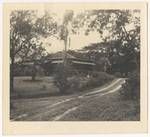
(42, 31, 101, 53)
(37, 9, 140, 53)
(37, 9, 103, 53)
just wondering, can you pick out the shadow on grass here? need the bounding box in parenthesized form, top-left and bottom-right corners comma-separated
(10, 90, 72, 100)
(23, 79, 43, 82)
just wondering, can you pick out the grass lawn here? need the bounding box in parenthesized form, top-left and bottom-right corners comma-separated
(12, 76, 59, 98)
(12, 71, 115, 99)
(12, 76, 93, 98)
(61, 91, 140, 121)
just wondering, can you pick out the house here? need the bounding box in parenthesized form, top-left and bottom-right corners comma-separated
(43, 51, 96, 75)
(15, 51, 96, 76)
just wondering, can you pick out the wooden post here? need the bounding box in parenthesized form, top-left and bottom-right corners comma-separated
(63, 38, 67, 67)
(63, 27, 68, 68)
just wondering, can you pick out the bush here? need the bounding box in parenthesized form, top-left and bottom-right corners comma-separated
(54, 66, 115, 94)
(68, 76, 80, 92)
(54, 64, 70, 94)
(81, 72, 115, 90)
(120, 70, 140, 100)
(114, 72, 122, 77)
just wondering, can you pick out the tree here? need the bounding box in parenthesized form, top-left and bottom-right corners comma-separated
(73, 10, 140, 75)
(10, 11, 36, 92)
(59, 10, 74, 65)
(54, 10, 75, 93)
(10, 10, 57, 92)
(24, 42, 46, 81)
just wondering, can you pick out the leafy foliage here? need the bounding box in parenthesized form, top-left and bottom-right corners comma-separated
(120, 70, 140, 99)
(54, 64, 70, 94)
(72, 10, 140, 75)
(10, 10, 57, 63)
(10, 10, 58, 91)
(81, 72, 115, 90)
(34, 11, 58, 38)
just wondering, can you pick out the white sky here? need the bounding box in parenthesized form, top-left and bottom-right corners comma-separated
(37, 9, 139, 53)
(38, 9, 102, 53)
(42, 31, 101, 53)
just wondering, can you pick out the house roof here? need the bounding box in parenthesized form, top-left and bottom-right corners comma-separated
(51, 60, 63, 64)
(21, 52, 96, 66)
(51, 59, 96, 66)
(51, 52, 76, 60)
(72, 60, 95, 66)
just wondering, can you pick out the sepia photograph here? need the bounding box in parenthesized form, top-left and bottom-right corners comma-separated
(3, 2, 147, 134)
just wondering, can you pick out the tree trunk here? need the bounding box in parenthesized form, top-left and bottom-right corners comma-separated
(32, 74, 36, 81)
(32, 62, 36, 81)
(10, 57, 14, 93)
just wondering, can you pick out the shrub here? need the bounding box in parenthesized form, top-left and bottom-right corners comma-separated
(54, 64, 70, 94)
(54, 67, 115, 94)
(114, 72, 122, 77)
(81, 72, 115, 90)
(68, 76, 80, 92)
(120, 70, 140, 100)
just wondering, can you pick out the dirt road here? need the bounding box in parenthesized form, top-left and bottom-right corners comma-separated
(11, 78, 126, 121)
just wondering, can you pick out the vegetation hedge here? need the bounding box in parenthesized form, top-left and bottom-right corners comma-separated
(120, 70, 140, 100)
(54, 65, 115, 94)
(81, 72, 115, 90)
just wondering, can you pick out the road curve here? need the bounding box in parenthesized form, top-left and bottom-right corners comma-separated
(11, 78, 126, 121)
